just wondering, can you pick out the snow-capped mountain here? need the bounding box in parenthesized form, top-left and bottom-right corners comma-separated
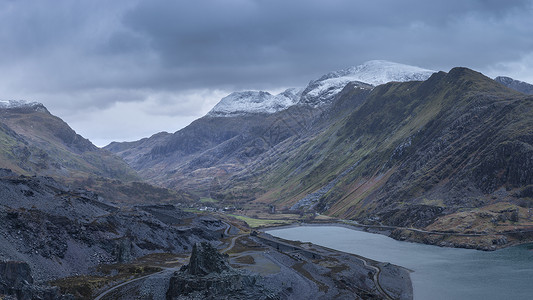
(207, 88, 302, 117)
(299, 60, 436, 107)
(0, 100, 48, 112)
(208, 60, 436, 116)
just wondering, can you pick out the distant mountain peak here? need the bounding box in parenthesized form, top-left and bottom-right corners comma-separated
(299, 60, 436, 107)
(494, 76, 533, 95)
(0, 100, 48, 113)
(207, 88, 302, 117)
(318, 60, 435, 85)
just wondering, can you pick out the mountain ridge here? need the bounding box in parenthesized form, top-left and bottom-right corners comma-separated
(206, 60, 436, 117)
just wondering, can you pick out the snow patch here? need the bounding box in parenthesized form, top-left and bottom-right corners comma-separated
(207, 88, 302, 117)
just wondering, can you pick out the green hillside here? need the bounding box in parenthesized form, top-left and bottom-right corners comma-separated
(238, 68, 533, 247)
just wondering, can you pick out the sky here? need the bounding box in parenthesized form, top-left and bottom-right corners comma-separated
(1, 0, 533, 146)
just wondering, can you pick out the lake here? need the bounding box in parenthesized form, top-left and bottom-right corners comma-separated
(267, 225, 533, 300)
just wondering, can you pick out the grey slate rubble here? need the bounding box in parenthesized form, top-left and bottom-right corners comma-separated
(0, 170, 223, 288)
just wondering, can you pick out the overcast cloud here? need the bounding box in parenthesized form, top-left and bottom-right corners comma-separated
(1, 0, 532, 146)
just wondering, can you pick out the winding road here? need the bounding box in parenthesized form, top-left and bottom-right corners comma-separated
(221, 221, 247, 254)
(356, 255, 393, 300)
(94, 270, 167, 300)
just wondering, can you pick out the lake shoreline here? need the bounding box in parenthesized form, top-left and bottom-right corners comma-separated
(266, 224, 533, 300)
(261, 221, 533, 251)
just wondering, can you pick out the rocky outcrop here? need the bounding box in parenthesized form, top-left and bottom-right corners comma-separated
(0, 261, 67, 300)
(167, 242, 278, 300)
(182, 243, 230, 276)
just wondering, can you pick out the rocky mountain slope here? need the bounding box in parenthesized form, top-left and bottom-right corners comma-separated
(0, 168, 413, 299)
(0, 100, 196, 206)
(105, 104, 323, 195)
(0, 100, 138, 182)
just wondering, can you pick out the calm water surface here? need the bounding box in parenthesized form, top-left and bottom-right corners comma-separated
(267, 225, 533, 300)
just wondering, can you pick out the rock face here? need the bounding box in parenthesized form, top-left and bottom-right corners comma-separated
(0, 260, 65, 300)
(105, 104, 321, 196)
(167, 242, 276, 300)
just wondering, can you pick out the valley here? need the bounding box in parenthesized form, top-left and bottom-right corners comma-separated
(2, 60, 533, 299)
(107, 62, 533, 251)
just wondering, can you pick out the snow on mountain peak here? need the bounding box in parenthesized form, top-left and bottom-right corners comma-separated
(326, 60, 436, 85)
(0, 100, 47, 112)
(207, 88, 302, 117)
(207, 60, 436, 116)
(299, 60, 436, 107)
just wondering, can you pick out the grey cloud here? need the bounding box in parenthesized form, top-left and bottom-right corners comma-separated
(119, 0, 533, 89)
(0, 0, 532, 145)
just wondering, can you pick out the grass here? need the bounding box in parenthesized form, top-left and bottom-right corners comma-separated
(200, 197, 218, 203)
(234, 255, 255, 264)
(228, 214, 292, 228)
(225, 236, 267, 254)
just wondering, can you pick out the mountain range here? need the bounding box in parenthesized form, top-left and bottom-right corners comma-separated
(2, 60, 533, 248)
(105, 60, 533, 248)
(105, 61, 436, 192)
